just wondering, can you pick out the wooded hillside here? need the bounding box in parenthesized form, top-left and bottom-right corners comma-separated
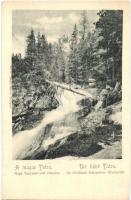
(12, 10, 122, 134)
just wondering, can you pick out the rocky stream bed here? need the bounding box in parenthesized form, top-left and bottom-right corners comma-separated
(12, 82, 122, 160)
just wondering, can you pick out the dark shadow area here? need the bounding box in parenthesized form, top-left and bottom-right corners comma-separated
(27, 132, 103, 159)
(20, 117, 122, 160)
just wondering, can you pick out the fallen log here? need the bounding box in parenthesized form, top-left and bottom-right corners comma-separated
(46, 80, 92, 98)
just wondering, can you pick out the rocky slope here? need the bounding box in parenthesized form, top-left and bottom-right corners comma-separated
(13, 81, 122, 159)
(12, 82, 59, 134)
(30, 101, 122, 160)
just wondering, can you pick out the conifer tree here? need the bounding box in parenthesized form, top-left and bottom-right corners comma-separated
(96, 10, 123, 84)
(68, 24, 78, 84)
(26, 29, 37, 67)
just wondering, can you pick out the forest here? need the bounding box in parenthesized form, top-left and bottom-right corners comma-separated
(12, 10, 122, 85)
(12, 10, 122, 159)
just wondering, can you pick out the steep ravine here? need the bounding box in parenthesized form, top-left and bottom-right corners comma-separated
(13, 84, 122, 160)
(13, 86, 90, 159)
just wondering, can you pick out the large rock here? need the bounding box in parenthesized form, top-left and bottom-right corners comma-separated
(12, 84, 59, 134)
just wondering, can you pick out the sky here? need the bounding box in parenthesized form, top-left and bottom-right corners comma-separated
(12, 10, 99, 56)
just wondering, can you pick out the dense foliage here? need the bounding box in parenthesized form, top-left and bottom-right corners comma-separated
(12, 10, 123, 86)
(12, 10, 123, 133)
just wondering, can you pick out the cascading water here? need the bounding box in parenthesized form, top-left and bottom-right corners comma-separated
(13, 85, 88, 159)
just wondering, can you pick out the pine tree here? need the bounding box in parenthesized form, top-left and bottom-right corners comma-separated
(57, 39, 65, 82)
(36, 32, 43, 68)
(68, 24, 78, 84)
(79, 11, 89, 40)
(96, 10, 123, 84)
(77, 11, 90, 85)
(50, 43, 59, 82)
(26, 29, 37, 67)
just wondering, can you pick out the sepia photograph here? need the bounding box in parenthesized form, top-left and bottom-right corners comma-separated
(12, 10, 123, 160)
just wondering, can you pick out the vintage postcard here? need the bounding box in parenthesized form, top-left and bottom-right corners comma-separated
(2, 1, 131, 199)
